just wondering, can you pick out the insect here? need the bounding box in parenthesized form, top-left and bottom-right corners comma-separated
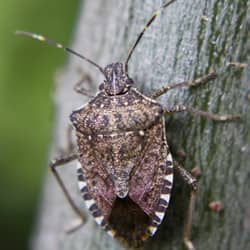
(16, 0, 240, 249)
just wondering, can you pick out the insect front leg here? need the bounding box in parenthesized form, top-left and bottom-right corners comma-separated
(57, 125, 76, 156)
(74, 69, 95, 98)
(150, 71, 217, 99)
(164, 105, 241, 122)
(174, 161, 197, 250)
(50, 153, 86, 233)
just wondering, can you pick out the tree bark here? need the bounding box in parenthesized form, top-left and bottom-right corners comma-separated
(32, 0, 250, 250)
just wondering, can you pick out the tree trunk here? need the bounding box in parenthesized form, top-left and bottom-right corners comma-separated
(31, 0, 250, 250)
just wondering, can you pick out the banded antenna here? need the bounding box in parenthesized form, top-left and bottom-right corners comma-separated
(124, 0, 176, 74)
(15, 31, 106, 77)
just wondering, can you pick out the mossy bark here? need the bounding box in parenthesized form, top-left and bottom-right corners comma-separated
(32, 1, 250, 250)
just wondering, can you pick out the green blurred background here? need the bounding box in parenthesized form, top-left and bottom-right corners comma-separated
(0, 1, 80, 249)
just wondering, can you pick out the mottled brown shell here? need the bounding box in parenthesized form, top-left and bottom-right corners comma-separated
(71, 88, 173, 246)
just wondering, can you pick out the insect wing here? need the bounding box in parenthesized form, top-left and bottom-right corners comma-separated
(129, 118, 174, 235)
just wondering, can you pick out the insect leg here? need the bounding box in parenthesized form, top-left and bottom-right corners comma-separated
(74, 70, 95, 98)
(50, 153, 86, 233)
(164, 105, 241, 122)
(57, 125, 76, 156)
(150, 71, 217, 99)
(174, 161, 197, 250)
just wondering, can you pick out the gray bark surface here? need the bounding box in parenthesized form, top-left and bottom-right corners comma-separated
(32, 0, 250, 250)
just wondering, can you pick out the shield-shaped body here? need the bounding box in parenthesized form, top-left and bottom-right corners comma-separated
(70, 87, 174, 246)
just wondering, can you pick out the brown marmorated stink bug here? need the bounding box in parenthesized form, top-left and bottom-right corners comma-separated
(16, 0, 240, 249)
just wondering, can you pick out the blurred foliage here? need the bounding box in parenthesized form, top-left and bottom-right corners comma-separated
(0, 0, 80, 249)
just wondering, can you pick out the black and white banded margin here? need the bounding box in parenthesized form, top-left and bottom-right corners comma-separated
(148, 153, 174, 235)
(76, 162, 116, 237)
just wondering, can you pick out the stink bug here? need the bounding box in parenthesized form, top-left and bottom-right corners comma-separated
(16, 0, 240, 249)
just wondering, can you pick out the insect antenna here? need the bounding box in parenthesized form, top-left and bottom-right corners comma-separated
(124, 0, 176, 74)
(15, 30, 106, 76)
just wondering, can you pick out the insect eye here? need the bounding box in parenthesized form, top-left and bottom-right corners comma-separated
(126, 78, 134, 86)
(99, 82, 105, 90)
